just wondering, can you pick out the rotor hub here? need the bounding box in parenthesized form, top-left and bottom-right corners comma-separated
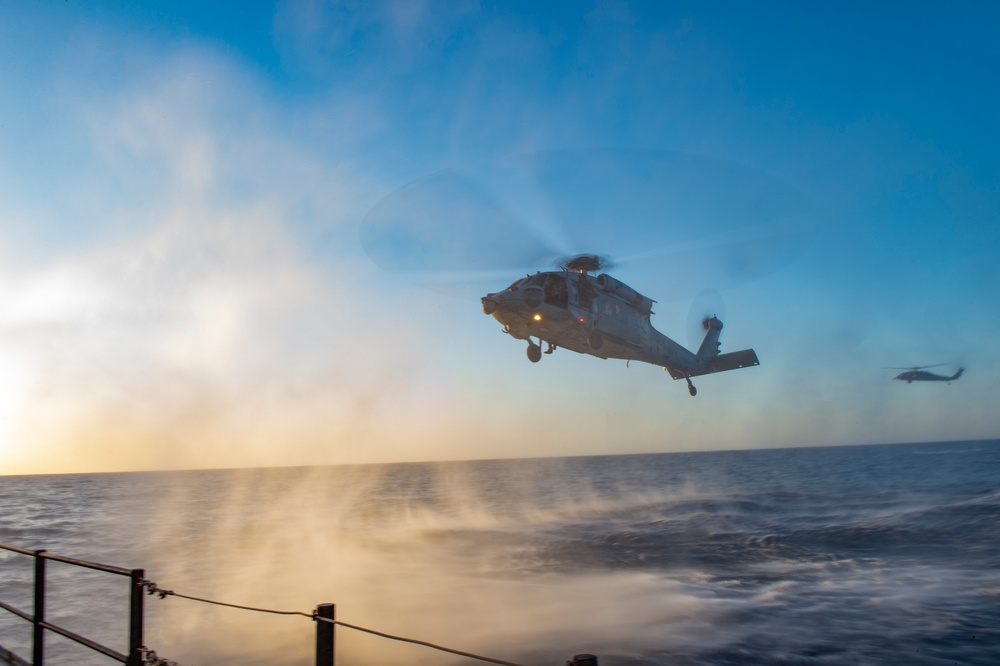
(558, 253, 613, 274)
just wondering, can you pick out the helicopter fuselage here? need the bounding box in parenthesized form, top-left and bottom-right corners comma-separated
(481, 270, 759, 395)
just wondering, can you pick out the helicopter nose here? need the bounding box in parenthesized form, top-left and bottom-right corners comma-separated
(482, 287, 540, 316)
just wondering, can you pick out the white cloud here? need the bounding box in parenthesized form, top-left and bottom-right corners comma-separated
(0, 37, 452, 473)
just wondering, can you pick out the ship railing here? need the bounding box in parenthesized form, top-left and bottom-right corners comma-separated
(0, 543, 144, 666)
(1, 542, 599, 666)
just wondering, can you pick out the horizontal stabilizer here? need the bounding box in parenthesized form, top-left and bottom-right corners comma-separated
(668, 349, 760, 380)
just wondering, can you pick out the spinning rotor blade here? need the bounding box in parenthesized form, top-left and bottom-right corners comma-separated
(360, 169, 568, 298)
(361, 169, 559, 275)
(360, 149, 819, 299)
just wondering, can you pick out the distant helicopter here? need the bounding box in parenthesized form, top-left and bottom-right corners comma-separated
(481, 253, 758, 396)
(890, 365, 965, 384)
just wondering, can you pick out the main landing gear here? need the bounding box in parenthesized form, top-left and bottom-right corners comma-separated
(526, 339, 555, 363)
(685, 375, 698, 397)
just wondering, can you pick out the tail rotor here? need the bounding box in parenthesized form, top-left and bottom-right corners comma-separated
(687, 288, 726, 352)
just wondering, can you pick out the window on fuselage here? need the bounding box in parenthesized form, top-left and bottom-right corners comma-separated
(543, 274, 568, 308)
(576, 280, 594, 310)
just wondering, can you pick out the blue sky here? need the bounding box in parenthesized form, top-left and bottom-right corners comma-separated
(1, 1, 997, 474)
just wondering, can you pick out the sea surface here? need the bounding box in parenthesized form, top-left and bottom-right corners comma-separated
(1, 440, 998, 666)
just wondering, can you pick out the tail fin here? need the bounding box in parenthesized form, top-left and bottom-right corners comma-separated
(678, 315, 758, 378)
(951, 368, 965, 381)
(696, 316, 723, 361)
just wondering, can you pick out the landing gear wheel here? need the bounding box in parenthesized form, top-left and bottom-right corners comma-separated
(685, 376, 697, 396)
(527, 342, 542, 363)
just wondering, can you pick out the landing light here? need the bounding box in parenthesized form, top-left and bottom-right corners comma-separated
(533, 313, 542, 321)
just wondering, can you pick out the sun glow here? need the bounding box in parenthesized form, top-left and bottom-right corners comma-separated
(0, 347, 31, 468)
(0, 260, 111, 472)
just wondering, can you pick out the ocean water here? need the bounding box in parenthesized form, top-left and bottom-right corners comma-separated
(1, 440, 998, 666)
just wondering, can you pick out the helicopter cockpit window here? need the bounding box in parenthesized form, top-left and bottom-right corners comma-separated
(510, 274, 545, 291)
(527, 273, 546, 286)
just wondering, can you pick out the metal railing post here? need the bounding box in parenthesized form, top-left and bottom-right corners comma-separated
(32, 550, 46, 666)
(126, 569, 145, 666)
(315, 603, 335, 666)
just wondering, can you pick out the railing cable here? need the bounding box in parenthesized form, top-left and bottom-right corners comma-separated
(141, 581, 311, 618)
(316, 616, 526, 666)
(140, 581, 527, 666)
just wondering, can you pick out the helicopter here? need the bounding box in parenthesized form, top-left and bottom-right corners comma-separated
(480, 253, 758, 396)
(360, 150, 810, 396)
(890, 365, 965, 384)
